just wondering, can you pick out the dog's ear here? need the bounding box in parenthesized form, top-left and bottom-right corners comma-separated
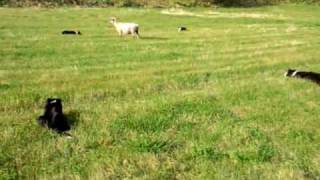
(45, 99, 53, 109)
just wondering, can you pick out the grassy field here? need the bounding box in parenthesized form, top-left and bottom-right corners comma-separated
(0, 5, 320, 179)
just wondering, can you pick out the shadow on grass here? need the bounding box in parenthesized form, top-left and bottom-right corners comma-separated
(0, 83, 10, 90)
(65, 110, 80, 128)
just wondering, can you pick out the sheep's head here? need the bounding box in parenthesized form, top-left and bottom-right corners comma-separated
(109, 17, 117, 24)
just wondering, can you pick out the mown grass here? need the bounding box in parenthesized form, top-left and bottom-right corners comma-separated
(0, 4, 320, 179)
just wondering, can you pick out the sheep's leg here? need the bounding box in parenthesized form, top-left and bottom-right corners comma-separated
(134, 29, 140, 39)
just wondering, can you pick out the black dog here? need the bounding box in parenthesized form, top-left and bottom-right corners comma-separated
(38, 98, 70, 133)
(285, 69, 320, 85)
(178, 27, 187, 32)
(62, 30, 81, 35)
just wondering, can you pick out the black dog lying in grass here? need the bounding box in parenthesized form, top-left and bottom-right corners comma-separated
(285, 69, 320, 85)
(38, 98, 70, 133)
(62, 30, 81, 35)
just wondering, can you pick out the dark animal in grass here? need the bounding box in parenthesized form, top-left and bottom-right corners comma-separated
(285, 69, 320, 85)
(38, 98, 70, 133)
(62, 30, 81, 35)
(178, 27, 187, 32)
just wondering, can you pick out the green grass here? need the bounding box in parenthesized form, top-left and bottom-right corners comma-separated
(0, 4, 320, 179)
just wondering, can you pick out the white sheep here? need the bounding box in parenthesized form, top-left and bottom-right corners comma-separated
(109, 17, 140, 38)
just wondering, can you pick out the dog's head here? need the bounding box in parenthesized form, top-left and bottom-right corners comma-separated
(45, 98, 63, 114)
(285, 69, 297, 77)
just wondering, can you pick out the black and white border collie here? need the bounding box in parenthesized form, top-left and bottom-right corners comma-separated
(62, 30, 81, 35)
(178, 27, 187, 32)
(285, 69, 320, 85)
(38, 98, 70, 133)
